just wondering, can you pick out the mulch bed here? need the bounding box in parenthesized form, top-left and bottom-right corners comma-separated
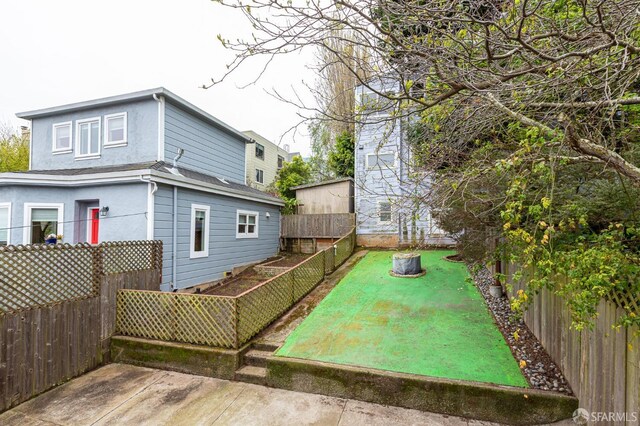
(470, 265, 573, 395)
(201, 253, 312, 297)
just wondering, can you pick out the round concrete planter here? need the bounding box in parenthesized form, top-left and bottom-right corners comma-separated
(489, 285, 504, 298)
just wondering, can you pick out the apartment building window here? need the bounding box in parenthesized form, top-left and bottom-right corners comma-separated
(367, 152, 395, 169)
(255, 143, 265, 160)
(378, 201, 392, 224)
(52, 122, 72, 153)
(255, 168, 264, 184)
(76, 117, 101, 159)
(277, 155, 284, 169)
(190, 204, 210, 258)
(104, 112, 127, 147)
(237, 210, 259, 238)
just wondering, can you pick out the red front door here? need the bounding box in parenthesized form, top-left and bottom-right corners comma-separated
(89, 208, 100, 244)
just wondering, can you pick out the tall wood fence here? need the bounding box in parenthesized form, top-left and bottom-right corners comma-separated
(503, 263, 639, 424)
(116, 228, 356, 349)
(0, 241, 162, 412)
(281, 213, 355, 238)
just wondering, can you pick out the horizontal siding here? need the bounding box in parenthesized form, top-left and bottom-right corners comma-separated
(154, 184, 280, 289)
(164, 102, 245, 182)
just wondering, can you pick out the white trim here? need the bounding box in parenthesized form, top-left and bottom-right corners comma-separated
(377, 200, 392, 224)
(156, 95, 165, 161)
(86, 207, 100, 244)
(28, 122, 32, 170)
(255, 168, 264, 184)
(0, 169, 285, 206)
(366, 151, 396, 169)
(23, 203, 64, 244)
(52, 121, 73, 154)
(236, 209, 259, 239)
(75, 117, 101, 159)
(0, 202, 12, 245)
(103, 112, 127, 147)
(190, 204, 210, 258)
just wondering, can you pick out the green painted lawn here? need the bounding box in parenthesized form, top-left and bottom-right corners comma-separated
(276, 250, 528, 387)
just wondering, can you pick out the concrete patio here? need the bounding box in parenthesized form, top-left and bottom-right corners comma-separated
(0, 363, 493, 426)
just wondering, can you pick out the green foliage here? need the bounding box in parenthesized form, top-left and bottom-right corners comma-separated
(307, 120, 333, 180)
(0, 131, 29, 172)
(274, 156, 312, 214)
(327, 131, 354, 178)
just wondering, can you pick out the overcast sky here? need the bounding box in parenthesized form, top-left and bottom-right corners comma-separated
(0, 0, 316, 155)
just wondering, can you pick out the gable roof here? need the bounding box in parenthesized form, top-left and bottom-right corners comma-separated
(16, 88, 251, 144)
(2, 162, 283, 206)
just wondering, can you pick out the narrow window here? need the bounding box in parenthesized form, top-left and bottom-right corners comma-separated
(52, 122, 72, 153)
(237, 210, 259, 238)
(378, 202, 392, 223)
(277, 155, 284, 169)
(0, 203, 10, 246)
(76, 118, 101, 158)
(255, 143, 265, 160)
(24, 203, 63, 244)
(190, 204, 210, 258)
(104, 112, 127, 147)
(255, 168, 264, 184)
(359, 91, 395, 116)
(367, 152, 395, 169)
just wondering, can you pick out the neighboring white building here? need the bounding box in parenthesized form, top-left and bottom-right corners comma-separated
(243, 130, 290, 191)
(354, 79, 454, 248)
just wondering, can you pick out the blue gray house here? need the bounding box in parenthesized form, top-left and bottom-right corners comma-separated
(0, 88, 283, 291)
(354, 79, 453, 247)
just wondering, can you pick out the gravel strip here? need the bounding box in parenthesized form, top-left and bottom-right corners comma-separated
(470, 265, 573, 395)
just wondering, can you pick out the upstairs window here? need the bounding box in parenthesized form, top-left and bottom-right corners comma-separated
(360, 91, 396, 116)
(277, 155, 284, 169)
(367, 152, 395, 169)
(104, 112, 127, 147)
(255, 143, 265, 160)
(378, 201, 392, 224)
(255, 168, 264, 184)
(0, 203, 10, 246)
(190, 204, 210, 258)
(237, 210, 259, 238)
(76, 117, 101, 159)
(52, 122, 72, 153)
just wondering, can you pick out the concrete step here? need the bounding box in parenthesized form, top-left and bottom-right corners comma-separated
(235, 365, 267, 385)
(243, 349, 272, 368)
(252, 342, 280, 352)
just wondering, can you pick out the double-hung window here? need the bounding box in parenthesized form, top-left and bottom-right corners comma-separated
(367, 152, 395, 169)
(52, 122, 72, 153)
(104, 112, 127, 147)
(277, 155, 284, 169)
(0, 203, 11, 246)
(237, 210, 259, 238)
(190, 204, 210, 258)
(255, 143, 265, 160)
(255, 168, 264, 184)
(24, 203, 64, 244)
(378, 201, 392, 224)
(76, 117, 101, 159)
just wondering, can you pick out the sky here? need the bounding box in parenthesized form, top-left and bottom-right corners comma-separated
(0, 0, 316, 155)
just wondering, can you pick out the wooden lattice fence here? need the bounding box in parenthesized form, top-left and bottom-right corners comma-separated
(116, 228, 357, 349)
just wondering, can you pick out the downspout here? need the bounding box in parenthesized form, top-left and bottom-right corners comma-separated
(139, 175, 158, 240)
(171, 148, 184, 292)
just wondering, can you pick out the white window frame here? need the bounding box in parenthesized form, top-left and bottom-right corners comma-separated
(236, 209, 259, 239)
(103, 112, 128, 148)
(255, 143, 265, 160)
(360, 91, 395, 117)
(367, 151, 396, 169)
(23, 203, 64, 244)
(255, 168, 264, 184)
(0, 202, 12, 246)
(190, 204, 210, 259)
(52, 121, 73, 154)
(75, 117, 101, 160)
(377, 200, 392, 224)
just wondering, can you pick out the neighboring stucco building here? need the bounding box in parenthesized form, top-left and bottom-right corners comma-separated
(292, 178, 354, 214)
(243, 130, 290, 191)
(354, 80, 453, 248)
(0, 88, 283, 291)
